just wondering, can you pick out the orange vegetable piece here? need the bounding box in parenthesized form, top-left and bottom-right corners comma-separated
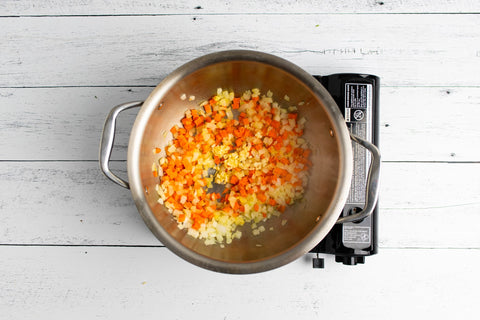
(214, 113, 223, 122)
(204, 104, 212, 114)
(178, 213, 186, 222)
(194, 116, 204, 127)
(157, 88, 311, 244)
(191, 109, 199, 119)
(257, 193, 267, 203)
(232, 98, 240, 109)
(230, 175, 239, 185)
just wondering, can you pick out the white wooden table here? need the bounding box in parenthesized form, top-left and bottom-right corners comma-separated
(1, 1, 479, 319)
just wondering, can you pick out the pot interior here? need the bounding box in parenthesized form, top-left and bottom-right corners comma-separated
(132, 57, 348, 270)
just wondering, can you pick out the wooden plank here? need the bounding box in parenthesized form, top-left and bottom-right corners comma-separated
(0, 246, 478, 319)
(379, 163, 480, 248)
(0, 161, 158, 246)
(0, 87, 150, 161)
(1, 15, 479, 87)
(1, 161, 479, 248)
(1, 86, 479, 162)
(1, 0, 479, 15)
(380, 86, 480, 162)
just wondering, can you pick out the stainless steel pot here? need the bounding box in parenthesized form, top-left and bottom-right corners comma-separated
(100, 50, 380, 274)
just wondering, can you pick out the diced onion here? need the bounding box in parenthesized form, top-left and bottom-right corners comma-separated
(155, 88, 310, 246)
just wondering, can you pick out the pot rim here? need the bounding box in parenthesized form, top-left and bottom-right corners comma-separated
(127, 50, 352, 273)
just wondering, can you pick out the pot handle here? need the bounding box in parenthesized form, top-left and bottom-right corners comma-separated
(336, 133, 381, 224)
(99, 101, 143, 189)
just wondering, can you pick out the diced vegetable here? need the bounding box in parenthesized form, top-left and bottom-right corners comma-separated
(155, 88, 310, 245)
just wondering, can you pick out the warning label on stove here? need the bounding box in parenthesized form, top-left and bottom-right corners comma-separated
(345, 83, 371, 126)
(345, 83, 372, 204)
(343, 226, 371, 244)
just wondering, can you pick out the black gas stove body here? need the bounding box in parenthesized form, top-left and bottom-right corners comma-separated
(310, 74, 380, 268)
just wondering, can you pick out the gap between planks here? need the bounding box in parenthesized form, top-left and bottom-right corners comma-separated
(2, 12, 480, 18)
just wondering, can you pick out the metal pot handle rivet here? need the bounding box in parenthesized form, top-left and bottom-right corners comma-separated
(99, 101, 143, 189)
(336, 133, 381, 224)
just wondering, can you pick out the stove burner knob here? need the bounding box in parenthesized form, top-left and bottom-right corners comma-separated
(312, 254, 324, 269)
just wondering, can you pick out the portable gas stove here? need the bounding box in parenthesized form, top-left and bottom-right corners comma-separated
(310, 74, 380, 268)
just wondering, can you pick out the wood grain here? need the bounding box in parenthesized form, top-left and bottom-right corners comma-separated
(1, 86, 479, 162)
(380, 86, 480, 162)
(1, 0, 479, 15)
(1, 161, 478, 248)
(0, 246, 478, 319)
(0, 161, 157, 246)
(0, 87, 148, 161)
(1, 14, 479, 87)
(380, 163, 480, 248)
(1, 1, 478, 316)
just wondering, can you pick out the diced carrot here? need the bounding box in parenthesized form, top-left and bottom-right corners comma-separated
(191, 109, 199, 119)
(293, 181, 303, 187)
(174, 202, 183, 210)
(271, 120, 281, 129)
(214, 112, 223, 122)
(194, 116, 204, 127)
(204, 104, 212, 114)
(239, 188, 247, 197)
(230, 175, 239, 185)
(239, 176, 248, 186)
(268, 129, 278, 138)
(232, 98, 240, 109)
(191, 222, 200, 230)
(157, 88, 311, 243)
(257, 193, 267, 203)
